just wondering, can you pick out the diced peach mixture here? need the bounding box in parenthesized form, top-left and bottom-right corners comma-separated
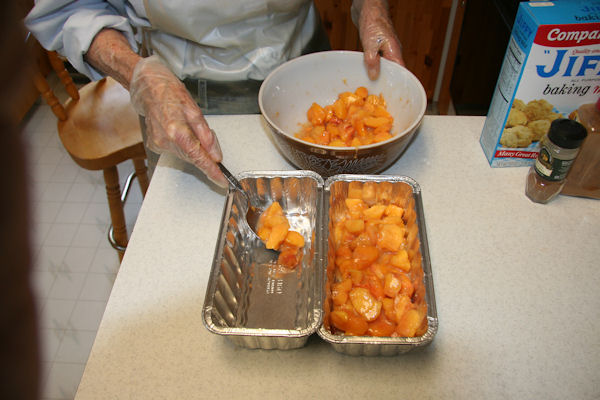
(295, 87, 394, 147)
(328, 183, 427, 338)
(256, 202, 304, 268)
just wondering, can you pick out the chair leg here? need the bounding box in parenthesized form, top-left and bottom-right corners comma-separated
(104, 166, 127, 261)
(133, 158, 149, 197)
(33, 70, 67, 121)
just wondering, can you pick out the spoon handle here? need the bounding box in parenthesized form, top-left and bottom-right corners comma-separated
(217, 162, 245, 192)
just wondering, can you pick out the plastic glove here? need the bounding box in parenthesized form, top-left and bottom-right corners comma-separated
(354, 0, 405, 80)
(129, 55, 227, 188)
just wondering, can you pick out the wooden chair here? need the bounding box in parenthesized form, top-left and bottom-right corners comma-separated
(32, 43, 149, 261)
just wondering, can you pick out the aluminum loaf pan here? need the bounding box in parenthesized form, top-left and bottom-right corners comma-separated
(202, 170, 325, 350)
(317, 174, 438, 356)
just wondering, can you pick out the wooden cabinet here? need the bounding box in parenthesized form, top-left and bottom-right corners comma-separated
(315, 0, 360, 51)
(315, 0, 465, 114)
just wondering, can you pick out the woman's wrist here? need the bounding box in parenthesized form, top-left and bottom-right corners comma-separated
(85, 28, 142, 90)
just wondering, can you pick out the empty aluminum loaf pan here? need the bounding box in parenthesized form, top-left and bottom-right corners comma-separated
(202, 170, 324, 350)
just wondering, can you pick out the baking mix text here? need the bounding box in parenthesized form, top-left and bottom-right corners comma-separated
(536, 49, 600, 97)
(537, 49, 600, 78)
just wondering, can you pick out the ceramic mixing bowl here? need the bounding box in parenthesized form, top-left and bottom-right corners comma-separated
(258, 51, 427, 177)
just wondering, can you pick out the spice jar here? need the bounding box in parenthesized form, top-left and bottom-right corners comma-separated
(525, 118, 587, 204)
(562, 97, 600, 199)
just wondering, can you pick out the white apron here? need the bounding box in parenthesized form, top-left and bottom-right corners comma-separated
(141, 0, 318, 81)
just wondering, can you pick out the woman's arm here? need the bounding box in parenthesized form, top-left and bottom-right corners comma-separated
(25, 0, 138, 81)
(86, 29, 227, 187)
(85, 28, 142, 90)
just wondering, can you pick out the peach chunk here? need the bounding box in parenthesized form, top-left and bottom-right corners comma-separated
(390, 249, 411, 272)
(355, 86, 368, 98)
(382, 297, 395, 322)
(382, 215, 404, 226)
(377, 224, 405, 251)
(266, 222, 289, 250)
(349, 287, 382, 322)
(277, 245, 302, 268)
(399, 274, 414, 298)
(332, 278, 353, 306)
(396, 309, 425, 337)
(330, 310, 369, 336)
(307, 102, 326, 125)
(258, 202, 305, 268)
(347, 182, 363, 199)
(257, 226, 271, 243)
(365, 272, 385, 300)
(393, 294, 412, 324)
(344, 218, 365, 234)
(363, 204, 386, 220)
(367, 314, 396, 337)
(284, 230, 305, 248)
(364, 116, 391, 128)
(361, 183, 377, 205)
(345, 198, 366, 219)
(352, 245, 379, 269)
(333, 98, 347, 119)
(262, 201, 284, 222)
(384, 204, 404, 217)
(384, 273, 402, 297)
(349, 270, 364, 285)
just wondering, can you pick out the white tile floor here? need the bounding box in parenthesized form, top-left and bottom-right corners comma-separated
(21, 74, 144, 400)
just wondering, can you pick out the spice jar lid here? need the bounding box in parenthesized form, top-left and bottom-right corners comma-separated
(548, 118, 587, 149)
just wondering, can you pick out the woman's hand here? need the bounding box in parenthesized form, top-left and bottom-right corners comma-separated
(129, 56, 227, 187)
(356, 0, 405, 80)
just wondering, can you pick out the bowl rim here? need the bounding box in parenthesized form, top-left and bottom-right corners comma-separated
(258, 50, 427, 151)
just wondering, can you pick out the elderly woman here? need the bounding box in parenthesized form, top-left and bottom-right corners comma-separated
(26, 0, 404, 187)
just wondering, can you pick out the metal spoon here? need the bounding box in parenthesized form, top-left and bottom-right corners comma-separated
(217, 162, 263, 241)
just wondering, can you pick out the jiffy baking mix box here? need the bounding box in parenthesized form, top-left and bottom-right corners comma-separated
(480, 0, 600, 167)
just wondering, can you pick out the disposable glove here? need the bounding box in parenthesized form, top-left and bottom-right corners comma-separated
(353, 0, 405, 80)
(129, 55, 227, 187)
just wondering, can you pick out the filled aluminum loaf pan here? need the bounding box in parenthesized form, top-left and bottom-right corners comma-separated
(317, 175, 437, 356)
(202, 170, 324, 350)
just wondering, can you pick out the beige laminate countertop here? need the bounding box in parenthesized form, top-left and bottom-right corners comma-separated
(75, 115, 600, 399)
